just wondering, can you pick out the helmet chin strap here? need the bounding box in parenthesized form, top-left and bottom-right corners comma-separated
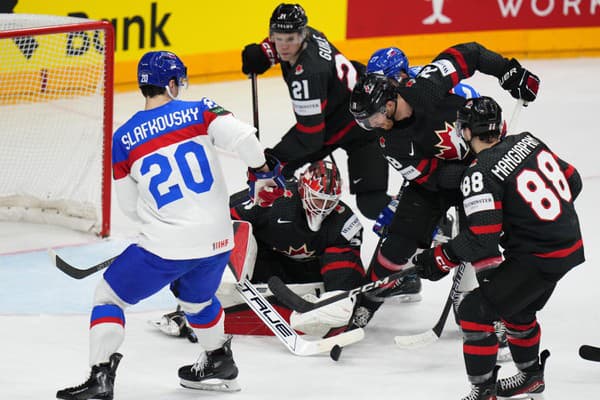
(166, 85, 178, 100)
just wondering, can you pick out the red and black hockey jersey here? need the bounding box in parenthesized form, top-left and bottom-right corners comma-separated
(230, 185, 365, 287)
(377, 93, 471, 191)
(448, 132, 584, 274)
(270, 27, 368, 162)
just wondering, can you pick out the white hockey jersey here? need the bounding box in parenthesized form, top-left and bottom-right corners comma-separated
(112, 98, 264, 259)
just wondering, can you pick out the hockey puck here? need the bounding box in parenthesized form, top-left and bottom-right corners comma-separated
(330, 345, 342, 361)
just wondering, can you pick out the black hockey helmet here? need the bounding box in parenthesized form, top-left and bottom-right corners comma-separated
(270, 3, 308, 34)
(349, 73, 397, 130)
(456, 96, 503, 139)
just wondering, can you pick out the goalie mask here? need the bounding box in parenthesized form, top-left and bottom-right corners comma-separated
(298, 160, 342, 232)
(137, 51, 188, 98)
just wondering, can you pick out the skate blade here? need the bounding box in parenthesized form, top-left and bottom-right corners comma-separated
(498, 394, 544, 400)
(388, 293, 422, 303)
(180, 378, 241, 392)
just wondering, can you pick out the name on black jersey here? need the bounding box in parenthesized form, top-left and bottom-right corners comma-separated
(313, 33, 332, 61)
(491, 134, 540, 181)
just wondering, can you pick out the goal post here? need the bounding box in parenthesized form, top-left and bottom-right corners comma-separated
(0, 15, 114, 237)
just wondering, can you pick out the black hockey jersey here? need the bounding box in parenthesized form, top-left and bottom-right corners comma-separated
(449, 132, 584, 274)
(378, 93, 471, 191)
(230, 185, 365, 280)
(270, 27, 368, 162)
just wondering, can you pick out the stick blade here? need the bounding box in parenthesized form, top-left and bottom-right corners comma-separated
(394, 330, 439, 349)
(267, 276, 315, 312)
(579, 345, 600, 362)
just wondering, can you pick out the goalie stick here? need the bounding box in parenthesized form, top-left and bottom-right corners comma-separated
(235, 278, 364, 356)
(394, 262, 465, 348)
(579, 345, 600, 362)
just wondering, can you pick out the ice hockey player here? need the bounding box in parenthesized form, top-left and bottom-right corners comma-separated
(412, 96, 584, 399)
(367, 46, 480, 100)
(365, 46, 481, 302)
(56, 50, 284, 399)
(348, 42, 540, 330)
(365, 46, 512, 355)
(241, 3, 390, 220)
(160, 160, 366, 338)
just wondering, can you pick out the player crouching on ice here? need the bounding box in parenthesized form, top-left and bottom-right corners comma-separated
(158, 160, 367, 340)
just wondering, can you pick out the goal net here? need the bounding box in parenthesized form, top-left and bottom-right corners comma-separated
(0, 15, 114, 237)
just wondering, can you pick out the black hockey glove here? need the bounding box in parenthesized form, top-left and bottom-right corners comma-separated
(499, 58, 540, 102)
(412, 245, 460, 281)
(241, 39, 277, 75)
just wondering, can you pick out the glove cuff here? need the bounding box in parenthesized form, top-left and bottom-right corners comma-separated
(433, 245, 460, 272)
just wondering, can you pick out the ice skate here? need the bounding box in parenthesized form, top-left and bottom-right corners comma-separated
(178, 336, 240, 392)
(461, 366, 498, 400)
(497, 350, 550, 398)
(56, 353, 122, 400)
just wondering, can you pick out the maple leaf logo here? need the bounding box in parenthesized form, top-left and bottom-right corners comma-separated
(283, 244, 315, 260)
(434, 122, 469, 160)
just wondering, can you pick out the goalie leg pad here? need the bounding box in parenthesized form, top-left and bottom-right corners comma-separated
(290, 291, 354, 338)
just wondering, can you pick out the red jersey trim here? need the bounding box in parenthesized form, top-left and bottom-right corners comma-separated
(463, 343, 499, 356)
(189, 308, 223, 329)
(321, 260, 364, 275)
(469, 224, 502, 235)
(324, 120, 357, 145)
(533, 239, 583, 259)
(296, 121, 325, 134)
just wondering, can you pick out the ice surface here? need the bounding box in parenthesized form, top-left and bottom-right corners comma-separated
(1, 57, 599, 399)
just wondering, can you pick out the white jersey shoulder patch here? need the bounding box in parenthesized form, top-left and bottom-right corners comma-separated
(463, 193, 495, 217)
(341, 214, 362, 241)
(292, 98, 321, 116)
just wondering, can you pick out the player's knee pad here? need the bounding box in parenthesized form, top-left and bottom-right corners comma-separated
(93, 278, 132, 309)
(355, 191, 390, 220)
(457, 290, 495, 325)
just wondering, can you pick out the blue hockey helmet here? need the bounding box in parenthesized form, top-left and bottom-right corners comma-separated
(137, 51, 188, 88)
(366, 47, 410, 81)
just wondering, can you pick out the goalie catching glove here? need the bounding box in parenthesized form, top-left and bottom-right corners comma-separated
(247, 154, 286, 207)
(412, 245, 460, 281)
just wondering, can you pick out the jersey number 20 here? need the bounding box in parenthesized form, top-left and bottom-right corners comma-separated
(141, 141, 214, 209)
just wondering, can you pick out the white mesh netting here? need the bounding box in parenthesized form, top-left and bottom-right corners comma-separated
(0, 15, 112, 235)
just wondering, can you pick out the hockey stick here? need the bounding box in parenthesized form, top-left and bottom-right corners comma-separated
(268, 265, 417, 314)
(50, 249, 115, 279)
(507, 99, 527, 134)
(235, 278, 364, 356)
(579, 345, 600, 362)
(250, 73, 259, 139)
(394, 262, 466, 348)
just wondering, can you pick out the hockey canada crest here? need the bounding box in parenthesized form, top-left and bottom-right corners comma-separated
(434, 122, 469, 160)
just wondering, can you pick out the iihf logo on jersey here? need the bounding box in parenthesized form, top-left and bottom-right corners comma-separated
(295, 64, 304, 75)
(379, 136, 386, 148)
